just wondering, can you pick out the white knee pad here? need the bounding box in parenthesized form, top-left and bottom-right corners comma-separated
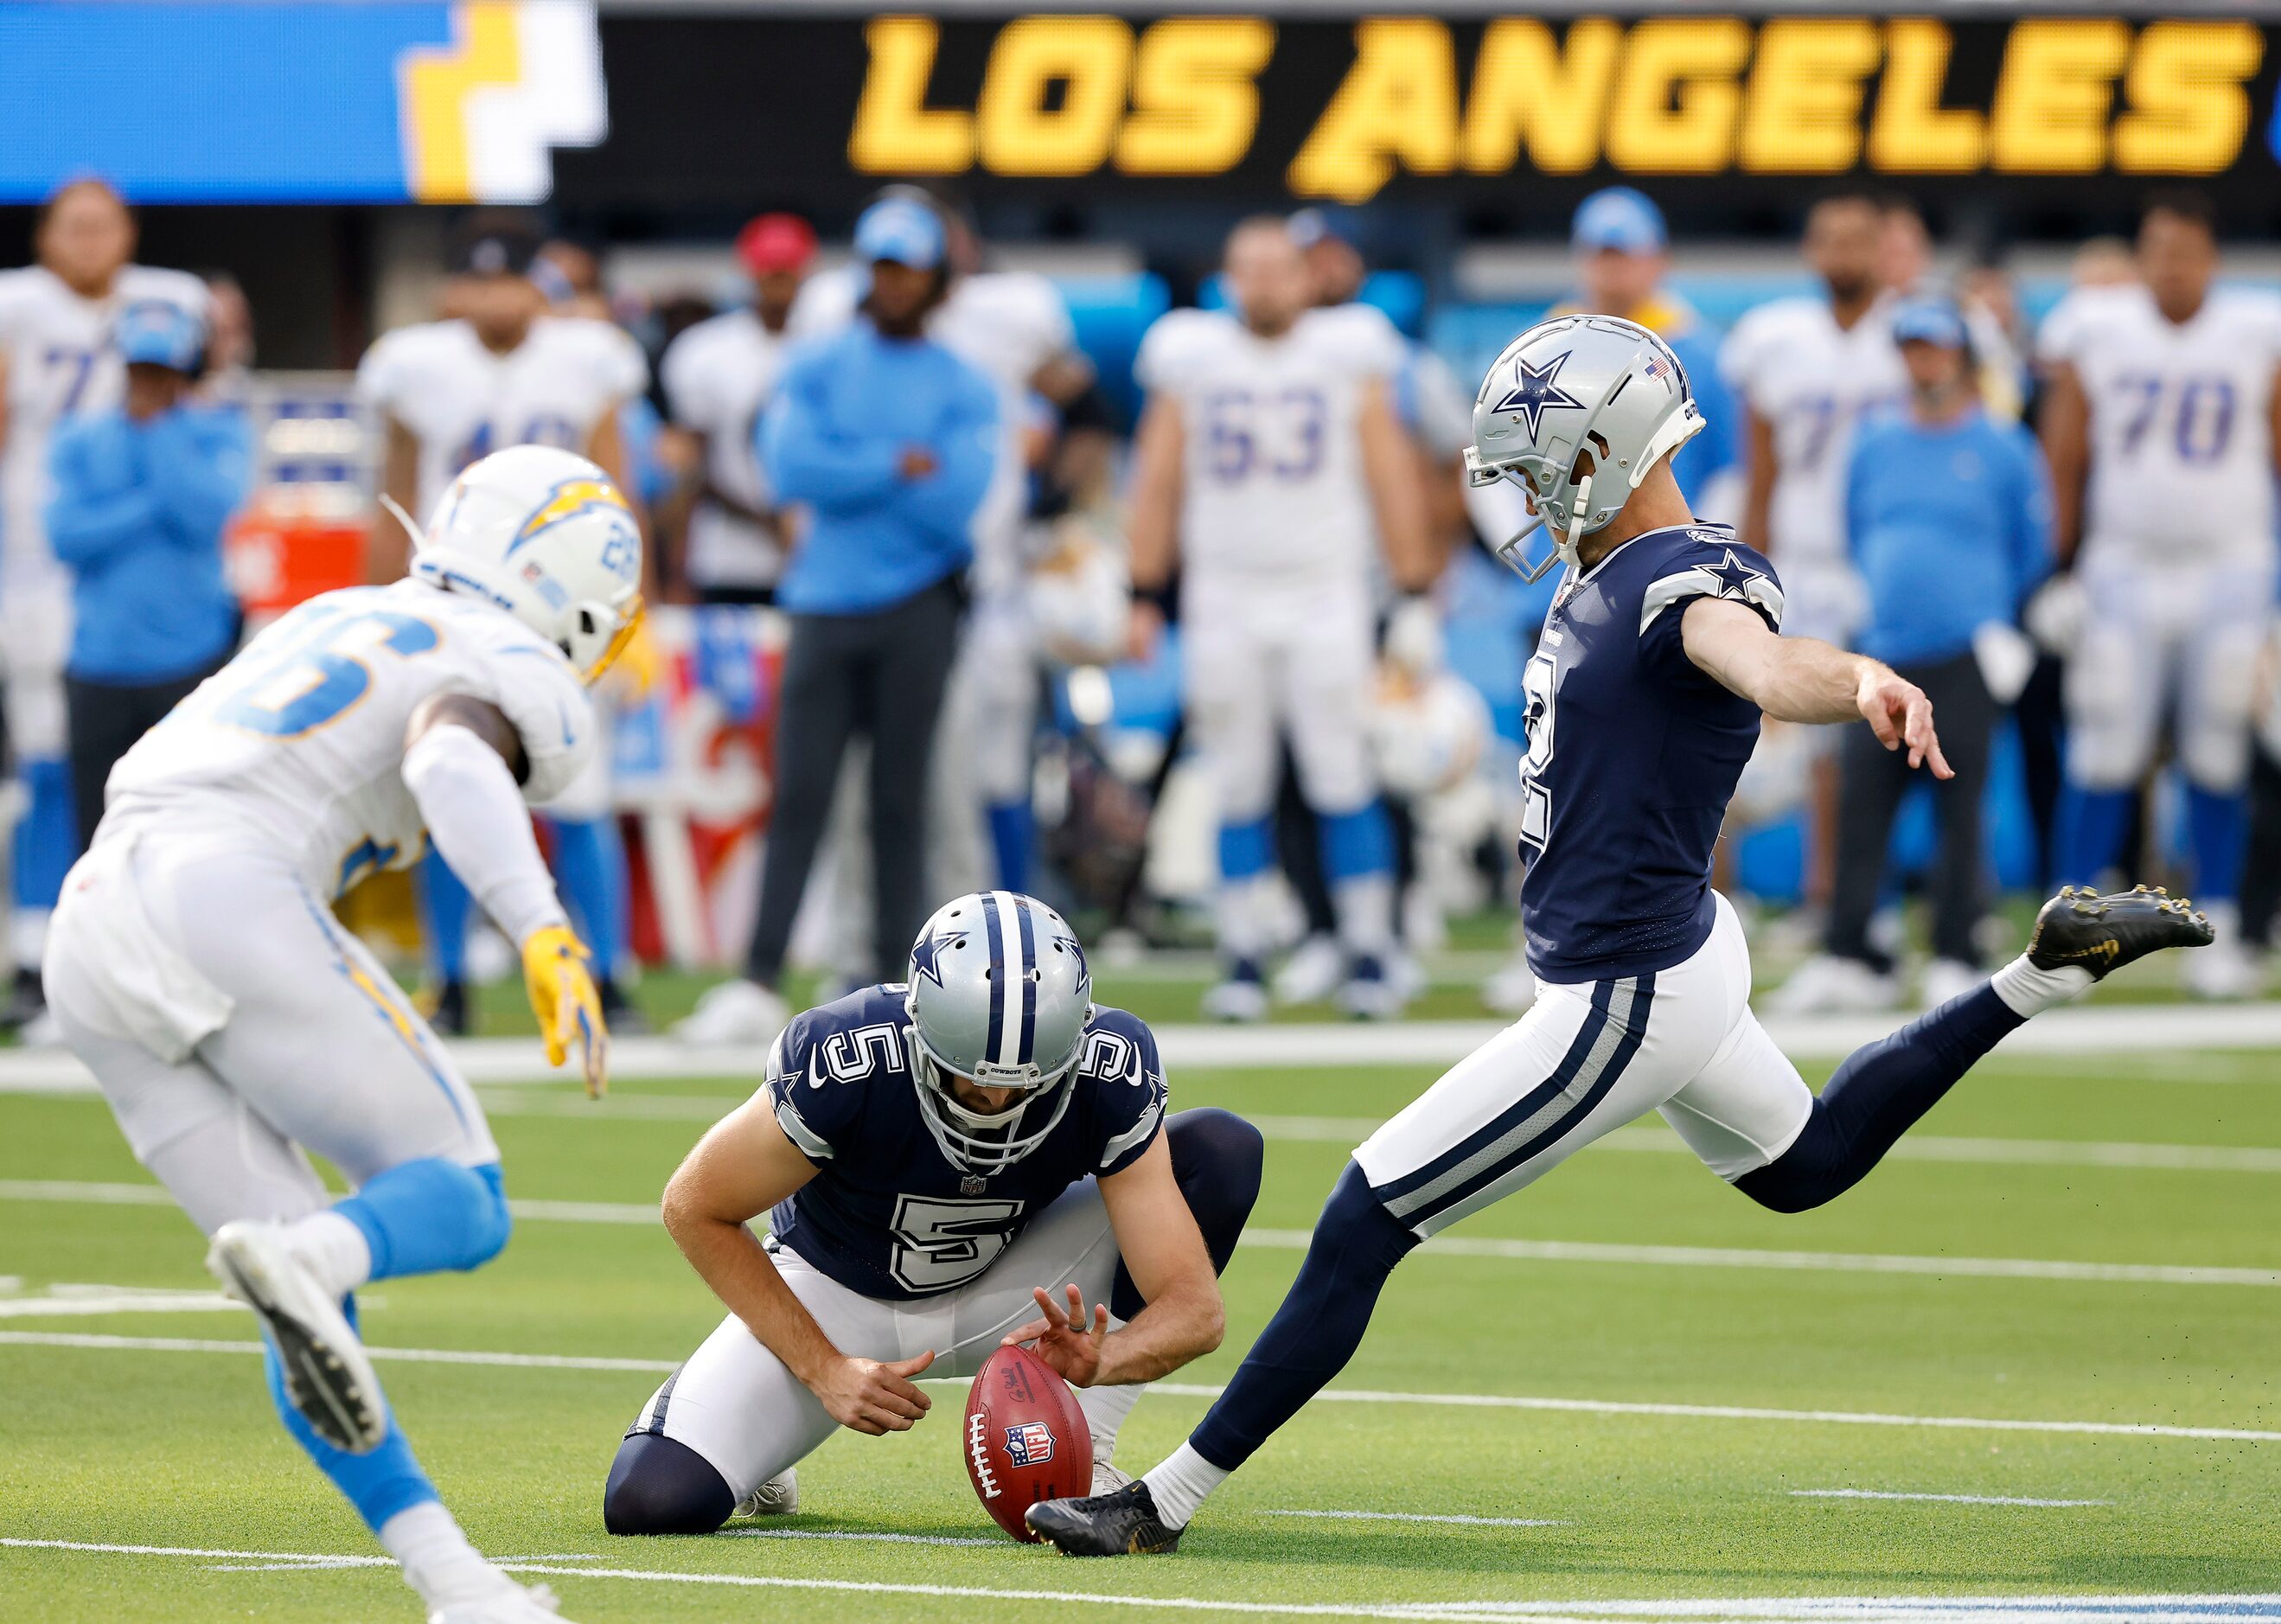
(2179, 623, 2262, 792)
(2062, 617, 2163, 790)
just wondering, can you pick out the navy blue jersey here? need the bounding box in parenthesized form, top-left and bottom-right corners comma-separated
(765, 986, 1166, 1301)
(1518, 523, 1783, 983)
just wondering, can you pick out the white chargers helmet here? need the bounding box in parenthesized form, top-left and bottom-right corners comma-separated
(904, 892, 1096, 1175)
(412, 444, 644, 683)
(1464, 314, 1705, 583)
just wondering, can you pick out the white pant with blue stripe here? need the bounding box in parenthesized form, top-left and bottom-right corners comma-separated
(1354, 893, 1812, 1237)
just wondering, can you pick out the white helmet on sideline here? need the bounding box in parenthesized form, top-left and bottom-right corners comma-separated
(412, 444, 644, 682)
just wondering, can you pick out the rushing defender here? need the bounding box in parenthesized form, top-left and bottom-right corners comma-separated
(1127, 216, 1434, 1020)
(42, 446, 642, 1622)
(1027, 316, 2213, 1556)
(603, 891, 1261, 1535)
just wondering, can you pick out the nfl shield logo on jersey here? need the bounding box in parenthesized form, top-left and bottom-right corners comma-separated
(1005, 1421, 1057, 1467)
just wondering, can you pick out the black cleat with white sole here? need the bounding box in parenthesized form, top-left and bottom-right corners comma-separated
(1025, 1480, 1185, 1556)
(207, 1221, 387, 1455)
(2027, 886, 2214, 980)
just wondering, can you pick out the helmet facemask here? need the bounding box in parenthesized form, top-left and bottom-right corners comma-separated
(906, 1018, 1081, 1175)
(568, 594, 644, 686)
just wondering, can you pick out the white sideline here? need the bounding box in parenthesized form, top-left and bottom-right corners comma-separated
(5, 1179, 2273, 1288)
(3, 1542, 2274, 1624)
(1, 1330, 2274, 1443)
(0, 1000, 2277, 1093)
(1265, 1510, 1565, 1528)
(1790, 1489, 2109, 1507)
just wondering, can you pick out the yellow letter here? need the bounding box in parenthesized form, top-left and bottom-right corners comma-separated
(848, 16, 974, 175)
(1738, 17, 1879, 173)
(1990, 18, 2128, 173)
(2113, 21, 2263, 176)
(1462, 18, 1620, 176)
(1117, 17, 1276, 176)
(1287, 18, 1460, 203)
(976, 16, 1134, 177)
(1606, 17, 1751, 174)
(1868, 18, 1985, 173)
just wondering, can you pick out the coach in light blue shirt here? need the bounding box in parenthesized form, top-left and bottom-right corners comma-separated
(1801, 296, 2052, 1005)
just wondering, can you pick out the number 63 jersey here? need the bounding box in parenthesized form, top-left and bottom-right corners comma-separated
(103, 580, 595, 898)
(2038, 282, 2281, 566)
(764, 986, 1166, 1302)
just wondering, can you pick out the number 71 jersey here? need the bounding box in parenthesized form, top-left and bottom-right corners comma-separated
(105, 581, 595, 898)
(2038, 283, 2281, 565)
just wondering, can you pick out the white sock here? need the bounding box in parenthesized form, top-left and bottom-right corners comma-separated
(1989, 955, 2093, 1019)
(1215, 873, 1277, 965)
(1332, 873, 1396, 962)
(1075, 1378, 1145, 1467)
(379, 1501, 485, 1599)
(286, 1211, 373, 1299)
(1140, 1442, 1230, 1528)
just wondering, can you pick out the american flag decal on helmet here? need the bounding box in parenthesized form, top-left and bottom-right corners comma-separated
(1643, 353, 1670, 380)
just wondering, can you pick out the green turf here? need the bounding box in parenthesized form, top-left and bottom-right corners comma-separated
(2, 1045, 2277, 1620)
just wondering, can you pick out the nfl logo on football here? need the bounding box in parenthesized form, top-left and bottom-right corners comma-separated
(1004, 1421, 1056, 1467)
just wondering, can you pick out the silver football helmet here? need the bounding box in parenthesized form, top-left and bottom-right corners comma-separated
(1465, 314, 1705, 583)
(904, 892, 1096, 1174)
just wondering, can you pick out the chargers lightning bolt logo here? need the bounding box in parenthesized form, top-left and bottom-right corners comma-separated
(1492, 351, 1585, 439)
(508, 477, 632, 556)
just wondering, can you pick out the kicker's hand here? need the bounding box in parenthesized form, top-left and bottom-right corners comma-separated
(1003, 1282, 1110, 1388)
(813, 1351, 936, 1434)
(1856, 664, 1953, 780)
(521, 923, 608, 1097)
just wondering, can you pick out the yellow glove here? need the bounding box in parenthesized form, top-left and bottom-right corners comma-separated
(522, 924, 608, 1097)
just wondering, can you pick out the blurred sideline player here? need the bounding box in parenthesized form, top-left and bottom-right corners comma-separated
(658, 213, 815, 607)
(603, 892, 1261, 1533)
(1722, 194, 1905, 914)
(1875, 195, 2023, 422)
(1128, 217, 1434, 1020)
(357, 215, 649, 1033)
(0, 177, 208, 1034)
(2038, 193, 2281, 998)
(44, 445, 638, 1622)
(1027, 315, 2213, 1558)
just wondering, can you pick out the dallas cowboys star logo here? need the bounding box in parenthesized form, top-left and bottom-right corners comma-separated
(910, 931, 961, 988)
(1492, 350, 1585, 439)
(1705, 547, 1765, 599)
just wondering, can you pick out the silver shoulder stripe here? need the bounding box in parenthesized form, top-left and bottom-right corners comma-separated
(1639, 568, 1786, 636)
(1099, 1095, 1164, 1171)
(774, 1095, 834, 1160)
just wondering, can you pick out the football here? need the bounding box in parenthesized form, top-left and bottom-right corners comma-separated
(962, 1344, 1094, 1541)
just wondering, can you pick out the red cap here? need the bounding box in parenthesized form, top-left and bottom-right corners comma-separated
(737, 213, 816, 277)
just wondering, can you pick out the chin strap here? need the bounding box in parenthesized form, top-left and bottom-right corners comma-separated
(378, 494, 424, 557)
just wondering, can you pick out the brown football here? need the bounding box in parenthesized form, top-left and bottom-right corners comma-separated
(962, 1343, 1094, 1541)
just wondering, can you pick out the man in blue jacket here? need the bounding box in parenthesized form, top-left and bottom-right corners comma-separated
(683, 196, 998, 1044)
(48, 300, 248, 854)
(1781, 297, 2052, 1013)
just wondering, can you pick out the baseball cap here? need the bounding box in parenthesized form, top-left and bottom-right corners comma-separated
(738, 212, 816, 277)
(1287, 207, 1358, 252)
(115, 300, 204, 373)
(1572, 187, 1668, 255)
(449, 219, 543, 278)
(853, 198, 944, 270)
(1892, 297, 1969, 348)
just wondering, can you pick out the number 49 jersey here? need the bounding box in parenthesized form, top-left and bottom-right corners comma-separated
(765, 986, 1167, 1302)
(104, 580, 594, 898)
(1135, 304, 1404, 595)
(1518, 525, 1783, 986)
(2038, 284, 2281, 566)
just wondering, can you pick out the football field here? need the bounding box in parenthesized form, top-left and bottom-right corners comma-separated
(2, 1007, 2278, 1622)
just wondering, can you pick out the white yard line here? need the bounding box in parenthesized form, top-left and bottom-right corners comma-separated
(1, 1330, 2273, 1444)
(1264, 1510, 1565, 1528)
(1789, 1489, 2110, 1507)
(720, 1527, 1001, 1547)
(4, 1540, 2273, 1624)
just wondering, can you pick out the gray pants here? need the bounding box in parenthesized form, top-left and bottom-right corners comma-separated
(1825, 651, 1997, 969)
(744, 579, 962, 987)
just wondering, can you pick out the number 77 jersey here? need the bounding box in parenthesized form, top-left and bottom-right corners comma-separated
(104, 580, 596, 899)
(2038, 282, 2281, 566)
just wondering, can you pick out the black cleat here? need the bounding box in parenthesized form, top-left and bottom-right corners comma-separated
(1025, 1480, 1185, 1556)
(2026, 886, 2213, 980)
(426, 977, 473, 1037)
(0, 966, 45, 1033)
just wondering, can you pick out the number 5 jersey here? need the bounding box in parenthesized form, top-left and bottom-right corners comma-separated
(764, 986, 1166, 1302)
(101, 581, 596, 898)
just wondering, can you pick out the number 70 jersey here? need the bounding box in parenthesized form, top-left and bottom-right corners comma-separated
(1134, 304, 1405, 594)
(105, 581, 596, 899)
(2038, 283, 2281, 565)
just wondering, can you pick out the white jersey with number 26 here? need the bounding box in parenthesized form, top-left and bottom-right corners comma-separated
(1136, 304, 1402, 594)
(2037, 284, 2281, 566)
(104, 581, 594, 901)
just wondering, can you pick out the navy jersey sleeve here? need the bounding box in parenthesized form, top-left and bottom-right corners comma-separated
(764, 994, 905, 1165)
(1078, 1008, 1168, 1177)
(1634, 528, 1786, 688)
